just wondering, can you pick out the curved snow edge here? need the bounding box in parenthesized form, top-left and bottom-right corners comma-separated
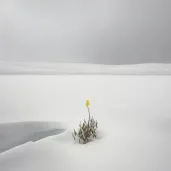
(0, 121, 68, 155)
(0, 61, 171, 75)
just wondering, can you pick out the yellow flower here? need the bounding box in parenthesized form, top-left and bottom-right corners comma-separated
(85, 100, 90, 107)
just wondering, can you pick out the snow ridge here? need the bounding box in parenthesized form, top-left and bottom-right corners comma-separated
(0, 61, 171, 75)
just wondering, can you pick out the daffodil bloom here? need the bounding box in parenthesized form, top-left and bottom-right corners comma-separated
(85, 100, 90, 107)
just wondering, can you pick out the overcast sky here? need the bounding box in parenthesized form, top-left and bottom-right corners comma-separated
(0, 0, 170, 64)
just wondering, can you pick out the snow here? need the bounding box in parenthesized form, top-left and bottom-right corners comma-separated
(0, 73, 171, 170)
(0, 121, 67, 153)
(0, 61, 171, 75)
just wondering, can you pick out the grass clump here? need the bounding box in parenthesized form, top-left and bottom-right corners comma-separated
(72, 100, 98, 144)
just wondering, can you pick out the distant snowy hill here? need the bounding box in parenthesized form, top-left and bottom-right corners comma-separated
(0, 61, 171, 75)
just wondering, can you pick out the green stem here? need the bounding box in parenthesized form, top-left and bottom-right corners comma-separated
(87, 107, 91, 127)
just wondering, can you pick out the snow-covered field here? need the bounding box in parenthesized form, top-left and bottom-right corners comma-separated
(0, 70, 171, 170)
(0, 62, 171, 75)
